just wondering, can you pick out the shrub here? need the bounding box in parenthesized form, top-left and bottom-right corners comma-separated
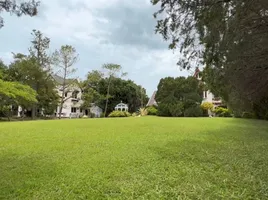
(108, 111, 131, 118)
(147, 106, 158, 115)
(265, 112, 268, 121)
(132, 112, 137, 117)
(214, 107, 225, 115)
(100, 113, 105, 118)
(233, 111, 242, 118)
(214, 107, 232, 117)
(184, 106, 203, 117)
(89, 113, 96, 118)
(157, 102, 184, 117)
(222, 110, 232, 117)
(170, 103, 184, 117)
(157, 103, 171, 116)
(124, 111, 131, 117)
(201, 102, 214, 111)
(242, 112, 254, 119)
(138, 108, 148, 116)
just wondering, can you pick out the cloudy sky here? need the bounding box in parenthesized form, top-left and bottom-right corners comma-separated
(0, 0, 190, 96)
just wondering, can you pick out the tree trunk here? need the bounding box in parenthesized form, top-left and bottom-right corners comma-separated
(31, 106, 36, 119)
(58, 90, 65, 119)
(104, 76, 111, 117)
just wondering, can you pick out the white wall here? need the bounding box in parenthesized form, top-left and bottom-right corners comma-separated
(56, 85, 103, 118)
(56, 85, 83, 118)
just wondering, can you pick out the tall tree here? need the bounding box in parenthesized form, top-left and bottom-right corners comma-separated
(0, 60, 7, 80)
(0, 0, 40, 28)
(156, 76, 202, 117)
(0, 79, 37, 120)
(97, 77, 148, 114)
(152, 0, 268, 118)
(52, 45, 78, 119)
(8, 54, 58, 116)
(28, 29, 52, 118)
(102, 64, 127, 117)
(81, 70, 104, 109)
(29, 29, 51, 70)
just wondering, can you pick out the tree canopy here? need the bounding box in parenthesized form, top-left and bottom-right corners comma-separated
(152, 0, 268, 118)
(156, 76, 203, 117)
(82, 70, 148, 115)
(0, 0, 40, 28)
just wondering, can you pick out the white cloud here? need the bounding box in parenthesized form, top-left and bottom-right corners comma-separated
(0, 52, 13, 64)
(0, 0, 189, 95)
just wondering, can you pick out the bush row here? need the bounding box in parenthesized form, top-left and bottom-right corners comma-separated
(108, 111, 131, 117)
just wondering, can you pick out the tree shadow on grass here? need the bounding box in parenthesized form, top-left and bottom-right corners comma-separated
(151, 125, 268, 199)
(0, 155, 61, 199)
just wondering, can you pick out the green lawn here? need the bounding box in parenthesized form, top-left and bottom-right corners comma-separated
(0, 117, 268, 199)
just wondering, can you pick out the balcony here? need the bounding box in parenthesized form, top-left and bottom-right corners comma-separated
(212, 97, 222, 105)
(212, 97, 221, 101)
(71, 98, 79, 102)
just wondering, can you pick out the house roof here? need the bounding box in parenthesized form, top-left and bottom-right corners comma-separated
(146, 91, 158, 107)
(52, 74, 76, 85)
(115, 102, 128, 108)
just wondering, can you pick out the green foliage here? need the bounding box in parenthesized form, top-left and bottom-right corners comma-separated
(29, 29, 51, 69)
(156, 76, 202, 117)
(214, 107, 232, 118)
(184, 106, 203, 117)
(0, 79, 37, 104)
(96, 77, 148, 114)
(132, 112, 137, 117)
(265, 112, 268, 121)
(201, 102, 214, 111)
(152, 0, 268, 120)
(0, 79, 37, 119)
(0, 0, 39, 28)
(138, 108, 148, 116)
(0, 60, 8, 80)
(242, 112, 255, 119)
(102, 64, 127, 117)
(157, 102, 184, 117)
(8, 54, 58, 115)
(108, 111, 131, 118)
(52, 45, 78, 119)
(147, 106, 158, 115)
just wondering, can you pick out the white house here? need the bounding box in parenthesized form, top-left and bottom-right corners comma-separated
(193, 68, 223, 107)
(53, 75, 103, 118)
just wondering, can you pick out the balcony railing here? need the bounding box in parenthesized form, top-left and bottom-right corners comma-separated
(71, 97, 79, 102)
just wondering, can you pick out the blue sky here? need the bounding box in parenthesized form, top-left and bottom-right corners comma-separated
(0, 0, 190, 96)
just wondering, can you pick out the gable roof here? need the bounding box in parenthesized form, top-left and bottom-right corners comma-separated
(52, 74, 76, 85)
(146, 91, 158, 107)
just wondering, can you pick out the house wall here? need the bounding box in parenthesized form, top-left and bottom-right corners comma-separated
(56, 85, 103, 118)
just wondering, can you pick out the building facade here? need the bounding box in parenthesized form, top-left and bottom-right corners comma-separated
(54, 75, 103, 118)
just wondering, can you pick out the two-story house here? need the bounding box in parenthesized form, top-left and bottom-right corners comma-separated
(53, 75, 103, 118)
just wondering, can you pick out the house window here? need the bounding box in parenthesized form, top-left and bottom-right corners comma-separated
(204, 91, 207, 98)
(65, 92, 68, 97)
(80, 108, 83, 113)
(71, 107, 77, 113)
(72, 91, 79, 99)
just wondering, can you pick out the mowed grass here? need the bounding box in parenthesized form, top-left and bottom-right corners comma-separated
(0, 117, 268, 199)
